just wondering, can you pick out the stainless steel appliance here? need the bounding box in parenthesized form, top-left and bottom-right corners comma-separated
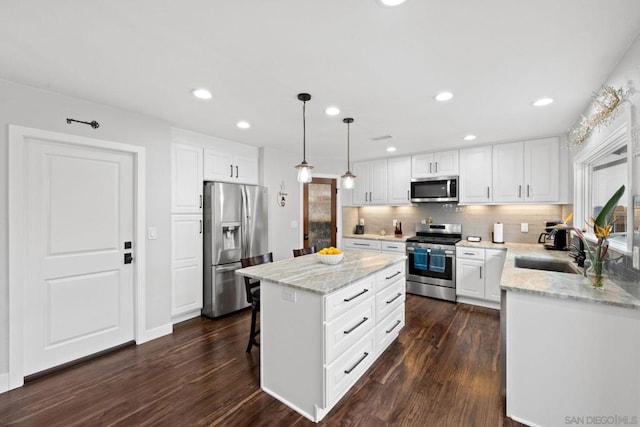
(410, 176, 458, 203)
(203, 182, 268, 318)
(537, 220, 568, 251)
(405, 223, 462, 302)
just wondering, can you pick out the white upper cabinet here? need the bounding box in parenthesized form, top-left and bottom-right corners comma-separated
(459, 146, 492, 204)
(171, 143, 203, 214)
(492, 137, 559, 203)
(204, 147, 258, 185)
(351, 159, 387, 205)
(387, 157, 412, 205)
(411, 150, 458, 178)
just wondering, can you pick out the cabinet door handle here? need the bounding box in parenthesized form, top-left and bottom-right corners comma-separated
(386, 293, 402, 304)
(480, 266, 483, 279)
(199, 195, 203, 209)
(344, 352, 369, 374)
(429, 162, 432, 174)
(343, 288, 369, 302)
(518, 185, 522, 198)
(386, 319, 402, 334)
(385, 270, 402, 280)
(407, 190, 410, 200)
(487, 186, 490, 198)
(230, 165, 233, 178)
(365, 192, 368, 202)
(527, 184, 530, 198)
(200, 220, 203, 234)
(343, 317, 368, 334)
(369, 191, 372, 201)
(435, 161, 438, 173)
(235, 165, 238, 178)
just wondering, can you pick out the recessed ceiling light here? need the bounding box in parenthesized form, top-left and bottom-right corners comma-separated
(386, 146, 397, 152)
(325, 106, 340, 116)
(377, 0, 407, 6)
(237, 121, 251, 129)
(435, 92, 454, 102)
(463, 134, 477, 141)
(191, 88, 212, 100)
(533, 97, 554, 107)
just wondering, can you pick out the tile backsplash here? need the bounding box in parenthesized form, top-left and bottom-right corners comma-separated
(343, 203, 572, 244)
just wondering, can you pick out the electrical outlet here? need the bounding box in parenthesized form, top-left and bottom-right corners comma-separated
(282, 288, 296, 302)
(633, 246, 640, 270)
(520, 223, 528, 233)
(393, 219, 397, 227)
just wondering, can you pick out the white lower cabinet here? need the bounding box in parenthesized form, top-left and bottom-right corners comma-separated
(343, 238, 381, 252)
(260, 260, 405, 422)
(171, 214, 203, 322)
(456, 247, 506, 309)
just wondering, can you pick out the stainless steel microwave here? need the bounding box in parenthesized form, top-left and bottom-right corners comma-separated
(410, 176, 458, 202)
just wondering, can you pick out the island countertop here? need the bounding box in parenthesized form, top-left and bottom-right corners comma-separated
(499, 243, 640, 310)
(236, 250, 406, 295)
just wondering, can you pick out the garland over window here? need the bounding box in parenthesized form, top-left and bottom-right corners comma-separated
(568, 85, 629, 148)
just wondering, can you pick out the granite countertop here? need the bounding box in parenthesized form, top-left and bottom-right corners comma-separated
(236, 250, 406, 295)
(343, 233, 409, 242)
(499, 243, 640, 310)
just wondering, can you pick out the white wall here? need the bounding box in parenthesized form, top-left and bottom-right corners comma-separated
(0, 79, 173, 375)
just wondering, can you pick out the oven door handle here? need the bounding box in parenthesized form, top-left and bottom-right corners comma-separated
(406, 247, 455, 256)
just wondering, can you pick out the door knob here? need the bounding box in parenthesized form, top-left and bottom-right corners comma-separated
(124, 253, 133, 264)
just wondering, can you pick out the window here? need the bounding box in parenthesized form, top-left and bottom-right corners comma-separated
(574, 113, 632, 253)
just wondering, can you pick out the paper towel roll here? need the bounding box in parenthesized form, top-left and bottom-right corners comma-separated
(493, 222, 504, 243)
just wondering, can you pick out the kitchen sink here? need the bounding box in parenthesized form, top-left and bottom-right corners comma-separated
(514, 256, 580, 274)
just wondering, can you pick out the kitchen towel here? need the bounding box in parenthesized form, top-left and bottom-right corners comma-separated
(414, 247, 428, 271)
(429, 249, 446, 273)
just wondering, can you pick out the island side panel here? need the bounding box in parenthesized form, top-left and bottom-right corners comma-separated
(261, 280, 324, 421)
(506, 291, 640, 426)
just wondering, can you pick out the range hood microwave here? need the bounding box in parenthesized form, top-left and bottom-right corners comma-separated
(410, 176, 458, 203)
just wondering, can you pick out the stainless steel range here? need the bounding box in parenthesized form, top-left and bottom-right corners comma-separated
(405, 223, 461, 302)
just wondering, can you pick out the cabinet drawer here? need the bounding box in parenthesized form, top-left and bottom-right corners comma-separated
(325, 276, 375, 320)
(376, 305, 405, 355)
(376, 279, 405, 321)
(456, 247, 485, 260)
(380, 241, 405, 253)
(325, 298, 375, 364)
(325, 330, 375, 406)
(343, 238, 381, 251)
(375, 262, 405, 291)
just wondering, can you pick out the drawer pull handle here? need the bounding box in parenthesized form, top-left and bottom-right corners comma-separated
(385, 271, 402, 280)
(386, 320, 402, 334)
(344, 317, 368, 334)
(386, 293, 402, 304)
(353, 243, 369, 246)
(344, 352, 369, 374)
(343, 289, 368, 302)
(464, 252, 475, 256)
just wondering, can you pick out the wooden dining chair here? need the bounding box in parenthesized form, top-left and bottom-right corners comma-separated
(240, 252, 273, 353)
(292, 246, 317, 257)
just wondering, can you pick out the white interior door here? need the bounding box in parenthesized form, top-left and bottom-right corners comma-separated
(23, 138, 135, 376)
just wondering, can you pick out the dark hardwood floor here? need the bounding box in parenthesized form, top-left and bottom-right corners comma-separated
(0, 295, 523, 426)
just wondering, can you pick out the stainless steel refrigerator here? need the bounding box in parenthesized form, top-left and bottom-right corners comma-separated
(202, 182, 268, 318)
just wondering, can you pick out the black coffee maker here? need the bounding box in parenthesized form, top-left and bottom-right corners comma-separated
(537, 221, 568, 250)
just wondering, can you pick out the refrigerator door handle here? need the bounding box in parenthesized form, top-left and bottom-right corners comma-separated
(215, 263, 241, 273)
(241, 185, 248, 258)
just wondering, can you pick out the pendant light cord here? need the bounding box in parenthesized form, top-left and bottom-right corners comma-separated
(346, 121, 350, 169)
(302, 100, 307, 162)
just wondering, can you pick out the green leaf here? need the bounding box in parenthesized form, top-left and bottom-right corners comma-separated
(594, 185, 625, 228)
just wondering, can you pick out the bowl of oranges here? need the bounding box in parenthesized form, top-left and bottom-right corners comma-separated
(317, 247, 344, 265)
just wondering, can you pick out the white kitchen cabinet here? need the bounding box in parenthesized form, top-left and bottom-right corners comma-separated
(411, 150, 458, 178)
(459, 146, 492, 204)
(171, 214, 203, 322)
(343, 238, 382, 252)
(456, 246, 505, 309)
(380, 240, 406, 254)
(387, 156, 412, 205)
(204, 147, 258, 185)
(351, 159, 387, 205)
(492, 137, 559, 203)
(171, 143, 203, 214)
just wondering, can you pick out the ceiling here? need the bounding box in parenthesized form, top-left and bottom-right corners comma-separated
(1, 1, 640, 163)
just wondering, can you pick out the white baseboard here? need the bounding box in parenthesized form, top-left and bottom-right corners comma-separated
(456, 296, 500, 310)
(172, 309, 201, 325)
(136, 323, 173, 345)
(0, 373, 8, 394)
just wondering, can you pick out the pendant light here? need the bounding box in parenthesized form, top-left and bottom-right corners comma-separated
(341, 117, 356, 190)
(295, 93, 313, 183)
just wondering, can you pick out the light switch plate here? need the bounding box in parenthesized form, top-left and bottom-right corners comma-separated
(147, 227, 157, 240)
(520, 223, 529, 232)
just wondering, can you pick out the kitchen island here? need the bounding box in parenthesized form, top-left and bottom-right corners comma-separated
(236, 250, 406, 422)
(498, 243, 640, 426)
